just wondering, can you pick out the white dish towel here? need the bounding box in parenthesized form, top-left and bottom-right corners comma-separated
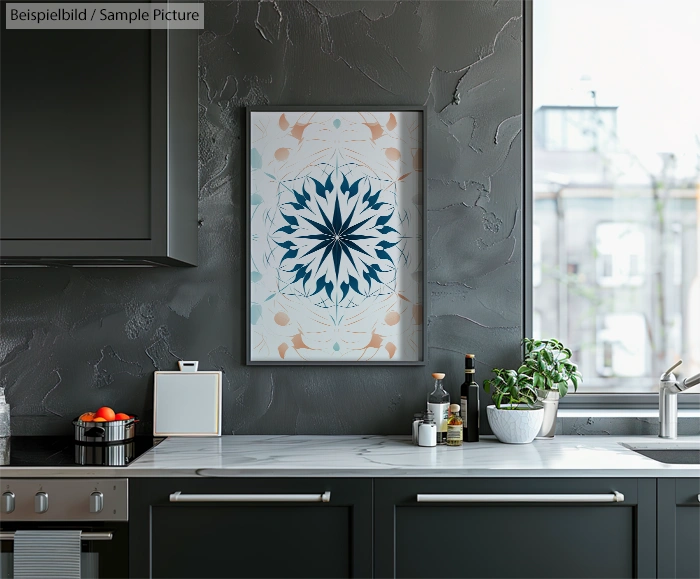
(13, 530, 81, 579)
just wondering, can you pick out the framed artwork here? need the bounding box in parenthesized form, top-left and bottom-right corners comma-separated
(246, 107, 426, 365)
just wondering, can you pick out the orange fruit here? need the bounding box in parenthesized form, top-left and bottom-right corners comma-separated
(92, 417, 107, 422)
(114, 413, 130, 421)
(94, 407, 116, 421)
(78, 412, 95, 422)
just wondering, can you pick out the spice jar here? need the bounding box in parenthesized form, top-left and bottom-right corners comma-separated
(446, 403, 463, 446)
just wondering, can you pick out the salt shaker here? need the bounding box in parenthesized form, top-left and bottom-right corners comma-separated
(411, 413, 423, 445)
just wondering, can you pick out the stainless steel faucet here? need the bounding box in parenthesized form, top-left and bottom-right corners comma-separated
(659, 360, 700, 438)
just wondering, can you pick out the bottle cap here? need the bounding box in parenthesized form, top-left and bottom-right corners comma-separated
(449, 403, 460, 413)
(431, 372, 445, 379)
(465, 354, 476, 372)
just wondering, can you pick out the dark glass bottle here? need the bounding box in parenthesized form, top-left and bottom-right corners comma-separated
(461, 354, 480, 442)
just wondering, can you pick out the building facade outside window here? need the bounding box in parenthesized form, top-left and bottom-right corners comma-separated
(533, 0, 700, 393)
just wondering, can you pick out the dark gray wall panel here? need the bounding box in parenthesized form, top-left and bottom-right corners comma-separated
(0, 0, 524, 435)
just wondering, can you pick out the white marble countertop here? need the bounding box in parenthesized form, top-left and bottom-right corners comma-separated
(2, 435, 700, 478)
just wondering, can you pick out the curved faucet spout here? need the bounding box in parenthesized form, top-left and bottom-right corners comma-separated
(682, 372, 700, 390)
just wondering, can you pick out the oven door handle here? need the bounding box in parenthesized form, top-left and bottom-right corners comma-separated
(0, 532, 113, 541)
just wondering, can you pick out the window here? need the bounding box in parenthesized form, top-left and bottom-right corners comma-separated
(595, 223, 645, 287)
(533, 0, 700, 393)
(595, 313, 647, 378)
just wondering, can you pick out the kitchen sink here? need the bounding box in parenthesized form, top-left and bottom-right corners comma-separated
(620, 442, 700, 464)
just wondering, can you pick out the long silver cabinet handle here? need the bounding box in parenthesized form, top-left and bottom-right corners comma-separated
(416, 491, 625, 503)
(169, 491, 331, 503)
(0, 532, 113, 541)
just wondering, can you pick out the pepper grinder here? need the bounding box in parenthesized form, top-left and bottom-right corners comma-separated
(418, 411, 437, 447)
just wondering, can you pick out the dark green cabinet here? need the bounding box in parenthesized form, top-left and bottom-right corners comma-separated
(658, 478, 700, 579)
(0, 8, 197, 266)
(128, 476, 697, 578)
(129, 478, 372, 579)
(374, 478, 657, 579)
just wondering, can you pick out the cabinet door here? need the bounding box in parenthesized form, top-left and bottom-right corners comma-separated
(658, 478, 700, 579)
(375, 478, 656, 579)
(1, 25, 153, 241)
(129, 478, 372, 579)
(0, 4, 197, 265)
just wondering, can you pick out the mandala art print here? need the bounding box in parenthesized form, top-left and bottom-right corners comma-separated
(247, 109, 425, 363)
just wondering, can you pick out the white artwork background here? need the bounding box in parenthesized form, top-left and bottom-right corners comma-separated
(250, 111, 423, 362)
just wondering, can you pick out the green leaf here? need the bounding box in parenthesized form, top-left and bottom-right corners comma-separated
(558, 382, 569, 397)
(533, 372, 544, 390)
(543, 349, 553, 365)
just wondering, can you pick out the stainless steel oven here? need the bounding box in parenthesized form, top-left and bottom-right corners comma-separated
(0, 479, 128, 579)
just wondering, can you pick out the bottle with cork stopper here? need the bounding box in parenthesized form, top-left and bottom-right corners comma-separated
(427, 372, 450, 444)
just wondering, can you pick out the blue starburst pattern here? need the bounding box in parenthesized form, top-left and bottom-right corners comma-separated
(269, 166, 403, 308)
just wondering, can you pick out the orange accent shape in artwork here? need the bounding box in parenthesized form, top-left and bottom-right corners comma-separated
(385, 148, 401, 161)
(363, 122, 384, 141)
(363, 330, 383, 349)
(274, 148, 290, 161)
(279, 114, 289, 131)
(412, 148, 423, 171)
(397, 172, 411, 181)
(274, 311, 290, 326)
(385, 342, 397, 359)
(412, 304, 423, 325)
(278, 343, 289, 359)
(291, 333, 311, 349)
(290, 122, 310, 141)
(386, 113, 397, 131)
(384, 311, 400, 326)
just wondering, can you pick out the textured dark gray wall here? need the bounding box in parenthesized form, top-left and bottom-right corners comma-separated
(0, 0, 525, 436)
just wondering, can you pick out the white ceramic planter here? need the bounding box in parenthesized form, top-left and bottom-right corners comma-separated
(536, 389, 560, 439)
(486, 404, 545, 444)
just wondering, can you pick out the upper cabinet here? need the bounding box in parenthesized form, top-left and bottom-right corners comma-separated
(0, 17, 198, 266)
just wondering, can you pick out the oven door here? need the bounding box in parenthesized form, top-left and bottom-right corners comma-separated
(0, 522, 128, 579)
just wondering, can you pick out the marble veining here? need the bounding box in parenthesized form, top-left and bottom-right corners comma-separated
(2, 435, 700, 478)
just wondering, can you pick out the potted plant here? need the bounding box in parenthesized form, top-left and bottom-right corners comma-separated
(520, 338, 582, 438)
(484, 368, 544, 444)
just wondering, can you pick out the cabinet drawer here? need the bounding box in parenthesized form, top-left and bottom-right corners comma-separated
(659, 478, 700, 579)
(375, 478, 655, 579)
(129, 478, 372, 579)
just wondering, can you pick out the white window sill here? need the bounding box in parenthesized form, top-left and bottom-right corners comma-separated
(558, 408, 700, 419)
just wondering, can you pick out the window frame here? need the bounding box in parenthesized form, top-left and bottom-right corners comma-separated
(523, 1, 699, 410)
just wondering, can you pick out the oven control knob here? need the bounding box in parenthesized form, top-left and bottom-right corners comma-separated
(35, 492, 49, 514)
(2, 491, 15, 514)
(89, 492, 104, 514)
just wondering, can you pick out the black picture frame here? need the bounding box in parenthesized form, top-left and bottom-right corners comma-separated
(245, 106, 427, 366)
